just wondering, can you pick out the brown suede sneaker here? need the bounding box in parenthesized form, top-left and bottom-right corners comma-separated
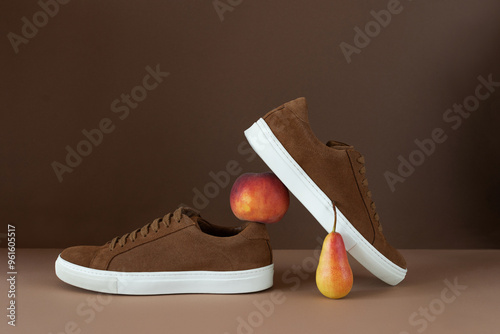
(245, 98, 407, 285)
(55, 207, 273, 294)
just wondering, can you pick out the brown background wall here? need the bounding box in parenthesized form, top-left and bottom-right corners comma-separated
(1, 0, 499, 249)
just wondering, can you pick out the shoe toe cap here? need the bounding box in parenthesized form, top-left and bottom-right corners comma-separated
(60, 246, 100, 268)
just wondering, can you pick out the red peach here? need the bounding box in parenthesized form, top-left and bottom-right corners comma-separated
(230, 172, 289, 223)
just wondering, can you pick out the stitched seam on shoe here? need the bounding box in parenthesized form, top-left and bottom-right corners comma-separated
(266, 240, 273, 265)
(215, 245, 235, 271)
(89, 249, 101, 269)
(346, 151, 376, 245)
(284, 104, 308, 124)
(240, 232, 269, 241)
(103, 223, 195, 270)
(263, 105, 285, 121)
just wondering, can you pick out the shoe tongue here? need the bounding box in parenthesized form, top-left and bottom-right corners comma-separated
(185, 214, 203, 230)
(194, 216, 203, 228)
(172, 207, 203, 229)
(326, 140, 353, 150)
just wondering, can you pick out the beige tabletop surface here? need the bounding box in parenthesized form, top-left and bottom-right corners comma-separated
(1, 248, 499, 334)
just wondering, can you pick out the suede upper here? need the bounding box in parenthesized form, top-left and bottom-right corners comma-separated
(60, 207, 273, 272)
(262, 97, 406, 269)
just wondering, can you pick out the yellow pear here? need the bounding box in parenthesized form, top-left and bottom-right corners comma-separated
(316, 204, 353, 299)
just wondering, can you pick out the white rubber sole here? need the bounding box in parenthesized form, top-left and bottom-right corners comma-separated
(55, 256, 274, 295)
(244, 119, 407, 286)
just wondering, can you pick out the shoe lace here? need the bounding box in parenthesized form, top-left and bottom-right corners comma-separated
(356, 156, 383, 232)
(108, 207, 199, 251)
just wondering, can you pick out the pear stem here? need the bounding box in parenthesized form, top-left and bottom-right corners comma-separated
(333, 202, 337, 233)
